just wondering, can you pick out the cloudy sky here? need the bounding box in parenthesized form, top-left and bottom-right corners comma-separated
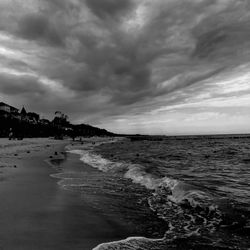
(1, 0, 250, 135)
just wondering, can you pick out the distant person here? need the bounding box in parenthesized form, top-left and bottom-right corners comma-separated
(71, 134, 76, 141)
(8, 128, 14, 140)
(70, 130, 77, 141)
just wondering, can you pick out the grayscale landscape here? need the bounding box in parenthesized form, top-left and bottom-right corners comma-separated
(0, 1, 250, 249)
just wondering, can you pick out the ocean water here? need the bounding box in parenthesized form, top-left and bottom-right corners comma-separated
(51, 136, 250, 250)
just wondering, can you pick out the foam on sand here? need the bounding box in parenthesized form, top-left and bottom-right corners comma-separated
(92, 236, 165, 250)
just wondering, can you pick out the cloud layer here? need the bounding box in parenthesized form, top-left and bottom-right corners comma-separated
(1, 0, 250, 134)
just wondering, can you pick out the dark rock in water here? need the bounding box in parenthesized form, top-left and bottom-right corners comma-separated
(54, 152, 58, 155)
(13, 165, 17, 168)
(226, 150, 236, 155)
(27, 151, 30, 153)
(14, 154, 18, 156)
(49, 156, 53, 158)
(136, 153, 140, 157)
(242, 158, 250, 163)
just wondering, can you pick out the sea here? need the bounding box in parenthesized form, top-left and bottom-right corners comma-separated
(50, 135, 250, 250)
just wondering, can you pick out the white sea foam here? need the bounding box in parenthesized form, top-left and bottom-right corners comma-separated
(50, 172, 84, 179)
(124, 164, 178, 191)
(92, 236, 165, 250)
(68, 148, 179, 193)
(68, 149, 117, 172)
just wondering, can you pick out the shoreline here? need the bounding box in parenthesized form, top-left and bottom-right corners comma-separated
(65, 139, 171, 249)
(0, 137, 136, 250)
(0, 139, 68, 249)
(1, 137, 249, 249)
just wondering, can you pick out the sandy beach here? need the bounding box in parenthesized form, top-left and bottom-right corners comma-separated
(0, 138, 131, 250)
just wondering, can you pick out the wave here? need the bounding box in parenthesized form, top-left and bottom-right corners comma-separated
(68, 149, 216, 207)
(92, 236, 165, 250)
(66, 146, 250, 250)
(55, 137, 250, 250)
(68, 149, 178, 190)
(68, 149, 223, 232)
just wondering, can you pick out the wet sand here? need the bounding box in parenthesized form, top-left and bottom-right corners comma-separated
(0, 138, 130, 250)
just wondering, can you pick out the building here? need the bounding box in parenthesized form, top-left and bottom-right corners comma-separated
(27, 112, 40, 123)
(0, 102, 19, 114)
(20, 108, 40, 124)
(20, 107, 27, 116)
(40, 119, 50, 125)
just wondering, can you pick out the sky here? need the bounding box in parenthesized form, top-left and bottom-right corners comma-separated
(1, 0, 250, 135)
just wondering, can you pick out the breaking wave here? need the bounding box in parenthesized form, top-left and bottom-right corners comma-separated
(66, 148, 227, 250)
(92, 236, 166, 250)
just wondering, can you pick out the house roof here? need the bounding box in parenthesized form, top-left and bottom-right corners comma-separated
(0, 102, 18, 110)
(21, 107, 27, 115)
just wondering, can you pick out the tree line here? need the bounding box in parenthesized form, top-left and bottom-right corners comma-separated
(0, 110, 114, 139)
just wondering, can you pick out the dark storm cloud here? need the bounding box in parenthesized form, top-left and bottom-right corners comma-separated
(193, 14, 250, 60)
(1, 0, 250, 124)
(155, 67, 227, 97)
(85, 0, 134, 19)
(0, 74, 45, 95)
(17, 14, 64, 46)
